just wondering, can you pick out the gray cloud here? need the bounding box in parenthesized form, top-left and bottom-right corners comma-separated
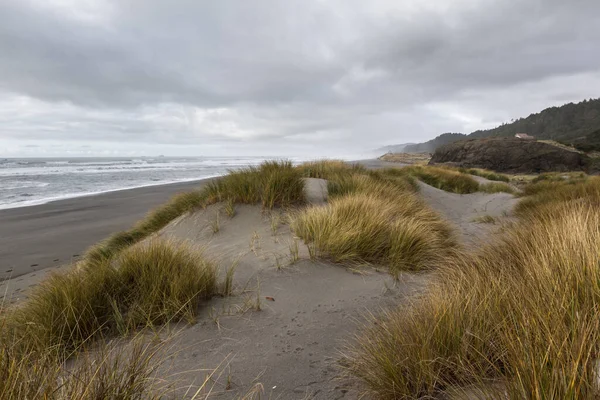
(1, 0, 599, 156)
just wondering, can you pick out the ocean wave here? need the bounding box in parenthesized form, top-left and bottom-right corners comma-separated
(0, 174, 225, 210)
(2, 181, 50, 190)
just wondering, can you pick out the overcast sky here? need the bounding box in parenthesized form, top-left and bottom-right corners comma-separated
(1, 0, 599, 158)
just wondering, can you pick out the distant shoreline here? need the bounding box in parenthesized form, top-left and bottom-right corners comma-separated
(0, 177, 216, 280)
(0, 159, 388, 280)
(0, 174, 224, 211)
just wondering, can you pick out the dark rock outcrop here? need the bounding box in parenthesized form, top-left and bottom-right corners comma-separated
(429, 138, 590, 173)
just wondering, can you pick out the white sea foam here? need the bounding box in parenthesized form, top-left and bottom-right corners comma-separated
(0, 156, 309, 210)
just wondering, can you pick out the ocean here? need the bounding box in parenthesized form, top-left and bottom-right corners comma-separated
(0, 156, 295, 210)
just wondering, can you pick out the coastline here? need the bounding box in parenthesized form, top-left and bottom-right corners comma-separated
(0, 159, 386, 287)
(0, 174, 225, 211)
(0, 177, 215, 281)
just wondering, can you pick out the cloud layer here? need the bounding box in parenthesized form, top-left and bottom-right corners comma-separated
(1, 0, 599, 156)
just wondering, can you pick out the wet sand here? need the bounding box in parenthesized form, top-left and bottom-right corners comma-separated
(0, 179, 213, 280)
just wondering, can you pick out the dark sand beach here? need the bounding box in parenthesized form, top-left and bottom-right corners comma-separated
(0, 179, 213, 279)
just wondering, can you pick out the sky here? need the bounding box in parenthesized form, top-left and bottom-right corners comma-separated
(1, 0, 599, 158)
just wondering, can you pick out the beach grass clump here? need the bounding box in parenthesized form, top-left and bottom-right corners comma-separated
(326, 172, 417, 201)
(460, 167, 510, 182)
(401, 165, 480, 194)
(86, 161, 303, 263)
(531, 171, 587, 183)
(343, 202, 600, 399)
(370, 168, 420, 192)
(516, 176, 600, 216)
(12, 239, 217, 354)
(0, 333, 168, 400)
(204, 160, 305, 209)
(472, 214, 497, 224)
(478, 182, 516, 194)
(116, 240, 217, 327)
(292, 177, 455, 273)
(297, 160, 367, 180)
(86, 190, 208, 263)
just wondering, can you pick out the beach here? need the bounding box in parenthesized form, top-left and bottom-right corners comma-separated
(0, 159, 554, 398)
(0, 159, 388, 280)
(0, 178, 213, 280)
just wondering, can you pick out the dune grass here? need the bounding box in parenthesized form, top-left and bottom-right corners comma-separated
(11, 239, 217, 355)
(2, 162, 308, 398)
(0, 333, 169, 400)
(401, 165, 480, 194)
(0, 239, 215, 396)
(459, 167, 510, 182)
(472, 214, 497, 224)
(343, 200, 600, 399)
(297, 159, 367, 179)
(86, 160, 304, 263)
(326, 172, 418, 200)
(516, 176, 600, 216)
(401, 165, 515, 194)
(205, 160, 305, 209)
(292, 174, 455, 274)
(478, 182, 516, 194)
(86, 191, 209, 263)
(531, 171, 587, 183)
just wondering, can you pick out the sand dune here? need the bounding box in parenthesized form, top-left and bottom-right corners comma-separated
(150, 201, 426, 398)
(0, 164, 520, 398)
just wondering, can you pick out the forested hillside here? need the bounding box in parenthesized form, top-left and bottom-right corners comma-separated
(386, 98, 600, 153)
(469, 98, 600, 142)
(403, 133, 467, 153)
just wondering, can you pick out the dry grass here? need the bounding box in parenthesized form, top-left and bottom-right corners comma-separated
(223, 198, 236, 218)
(344, 201, 600, 399)
(479, 182, 516, 194)
(459, 167, 511, 182)
(516, 176, 600, 216)
(86, 191, 208, 263)
(378, 153, 432, 165)
(297, 159, 367, 179)
(327, 172, 418, 200)
(472, 215, 497, 224)
(0, 333, 170, 399)
(0, 239, 218, 399)
(205, 160, 305, 209)
(11, 239, 217, 355)
(86, 160, 303, 264)
(292, 175, 455, 274)
(401, 165, 480, 194)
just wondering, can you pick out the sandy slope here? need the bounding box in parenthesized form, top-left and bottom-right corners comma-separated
(0, 171, 520, 398)
(153, 182, 429, 398)
(150, 177, 518, 398)
(417, 180, 518, 247)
